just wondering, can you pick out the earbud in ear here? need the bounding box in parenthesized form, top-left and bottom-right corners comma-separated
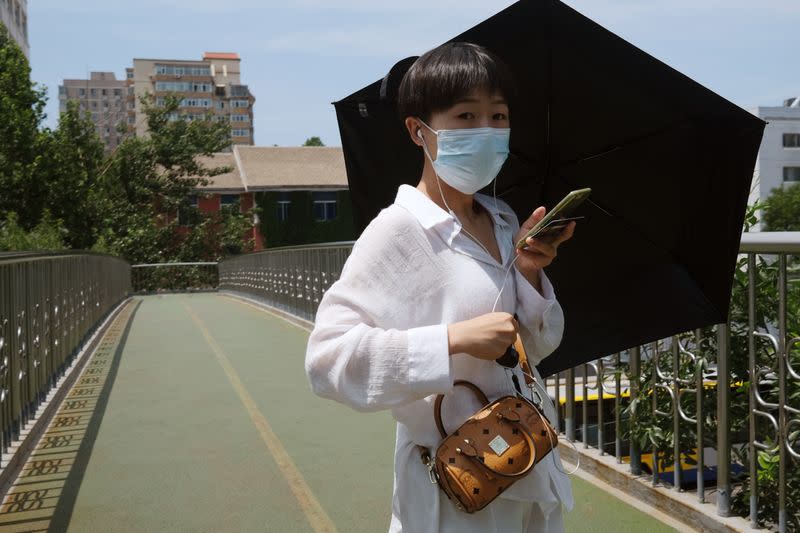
(416, 128, 423, 139)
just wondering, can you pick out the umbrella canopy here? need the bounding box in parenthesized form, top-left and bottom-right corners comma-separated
(332, 0, 766, 377)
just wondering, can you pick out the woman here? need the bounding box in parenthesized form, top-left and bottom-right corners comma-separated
(305, 42, 577, 532)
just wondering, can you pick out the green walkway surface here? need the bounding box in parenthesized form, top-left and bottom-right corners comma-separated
(0, 293, 677, 532)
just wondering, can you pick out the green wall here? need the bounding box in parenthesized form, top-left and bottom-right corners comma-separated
(256, 189, 357, 247)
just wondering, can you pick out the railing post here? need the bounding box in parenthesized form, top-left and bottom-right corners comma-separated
(582, 363, 589, 448)
(615, 352, 622, 462)
(672, 336, 682, 491)
(747, 252, 758, 528)
(597, 359, 604, 454)
(651, 341, 660, 487)
(630, 345, 642, 475)
(565, 367, 575, 442)
(716, 320, 731, 517)
(777, 254, 787, 533)
(695, 328, 705, 503)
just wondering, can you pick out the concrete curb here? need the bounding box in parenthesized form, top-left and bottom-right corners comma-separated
(557, 442, 753, 533)
(219, 291, 315, 333)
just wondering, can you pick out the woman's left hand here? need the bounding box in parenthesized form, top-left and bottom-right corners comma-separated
(513, 206, 576, 288)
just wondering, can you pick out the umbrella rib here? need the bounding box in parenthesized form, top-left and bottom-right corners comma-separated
(558, 119, 694, 169)
(556, 174, 724, 322)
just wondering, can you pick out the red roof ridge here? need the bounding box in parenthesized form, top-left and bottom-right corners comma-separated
(203, 52, 240, 60)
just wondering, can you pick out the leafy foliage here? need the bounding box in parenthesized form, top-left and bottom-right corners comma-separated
(302, 136, 325, 147)
(0, 210, 66, 251)
(255, 190, 355, 247)
(763, 183, 800, 231)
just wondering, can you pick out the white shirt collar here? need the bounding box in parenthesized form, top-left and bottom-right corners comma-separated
(393, 183, 514, 231)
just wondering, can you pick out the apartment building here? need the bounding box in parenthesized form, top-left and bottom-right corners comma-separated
(0, 0, 28, 59)
(59, 72, 129, 152)
(127, 52, 255, 149)
(748, 96, 800, 229)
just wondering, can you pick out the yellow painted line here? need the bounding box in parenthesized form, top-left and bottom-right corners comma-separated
(219, 294, 313, 333)
(184, 304, 337, 533)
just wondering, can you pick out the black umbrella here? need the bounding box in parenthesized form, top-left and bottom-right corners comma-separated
(332, 0, 766, 377)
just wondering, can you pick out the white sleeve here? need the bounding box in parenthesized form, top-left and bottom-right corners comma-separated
(304, 226, 454, 413)
(501, 197, 566, 366)
(514, 267, 565, 365)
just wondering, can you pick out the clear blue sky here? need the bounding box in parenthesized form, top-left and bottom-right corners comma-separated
(29, 0, 799, 148)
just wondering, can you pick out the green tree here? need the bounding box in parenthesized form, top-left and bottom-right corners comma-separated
(303, 136, 325, 147)
(96, 93, 256, 265)
(34, 100, 106, 249)
(763, 183, 800, 231)
(0, 210, 66, 251)
(0, 22, 47, 229)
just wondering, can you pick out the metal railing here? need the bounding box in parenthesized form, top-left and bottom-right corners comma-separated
(219, 242, 355, 322)
(219, 233, 800, 531)
(0, 252, 131, 463)
(552, 232, 799, 532)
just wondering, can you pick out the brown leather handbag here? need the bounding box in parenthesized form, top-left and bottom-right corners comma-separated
(417, 335, 558, 514)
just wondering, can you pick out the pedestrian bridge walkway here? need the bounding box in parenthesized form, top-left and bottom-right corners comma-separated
(0, 293, 679, 532)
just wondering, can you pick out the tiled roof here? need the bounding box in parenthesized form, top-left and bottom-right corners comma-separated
(192, 152, 243, 191)
(188, 146, 348, 192)
(235, 146, 348, 190)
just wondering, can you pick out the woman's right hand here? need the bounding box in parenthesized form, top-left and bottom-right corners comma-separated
(447, 312, 519, 361)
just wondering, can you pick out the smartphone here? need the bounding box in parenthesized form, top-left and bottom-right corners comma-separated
(528, 216, 585, 243)
(515, 188, 591, 249)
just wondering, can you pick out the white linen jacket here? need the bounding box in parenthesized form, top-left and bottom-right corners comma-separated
(305, 183, 573, 532)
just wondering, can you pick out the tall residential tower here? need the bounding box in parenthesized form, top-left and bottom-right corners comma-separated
(59, 72, 129, 152)
(0, 0, 28, 59)
(127, 52, 255, 149)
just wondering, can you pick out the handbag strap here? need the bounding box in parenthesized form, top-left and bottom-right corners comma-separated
(434, 380, 490, 439)
(514, 333, 535, 387)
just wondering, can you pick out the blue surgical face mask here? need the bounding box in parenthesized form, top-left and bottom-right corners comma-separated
(417, 119, 510, 195)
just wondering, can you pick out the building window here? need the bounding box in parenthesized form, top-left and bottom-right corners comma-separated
(126, 70, 134, 79)
(79, 88, 86, 96)
(90, 88, 97, 97)
(155, 65, 211, 77)
(154, 81, 212, 92)
(276, 200, 290, 221)
(180, 98, 212, 108)
(231, 128, 250, 137)
(231, 99, 249, 108)
(784, 167, 800, 182)
(230, 114, 250, 122)
(312, 191, 338, 221)
(178, 195, 200, 226)
(784, 133, 800, 148)
(220, 194, 240, 209)
(114, 88, 122, 96)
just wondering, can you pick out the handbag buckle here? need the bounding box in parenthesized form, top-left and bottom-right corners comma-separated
(426, 460, 438, 484)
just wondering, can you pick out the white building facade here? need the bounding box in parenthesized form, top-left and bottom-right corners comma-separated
(748, 98, 800, 230)
(0, 0, 28, 59)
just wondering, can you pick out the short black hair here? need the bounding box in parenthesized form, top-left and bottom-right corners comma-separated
(397, 42, 516, 123)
